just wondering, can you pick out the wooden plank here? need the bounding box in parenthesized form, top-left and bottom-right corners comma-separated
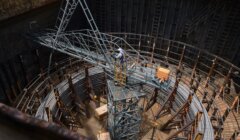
(194, 132, 203, 140)
(97, 132, 111, 140)
(95, 104, 108, 120)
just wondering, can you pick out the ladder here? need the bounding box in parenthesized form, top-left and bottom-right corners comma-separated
(53, 0, 112, 69)
(151, 0, 162, 37)
(114, 61, 127, 86)
(55, 0, 78, 32)
(78, 0, 112, 68)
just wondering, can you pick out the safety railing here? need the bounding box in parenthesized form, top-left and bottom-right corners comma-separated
(14, 57, 85, 114)
(108, 32, 240, 139)
(17, 31, 240, 139)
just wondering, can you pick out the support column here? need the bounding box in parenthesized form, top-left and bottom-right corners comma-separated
(137, 35, 141, 63)
(210, 108, 219, 121)
(204, 58, 217, 87)
(150, 39, 156, 64)
(231, 96, 239, 112)
(166, 41, 170, 58)
(177, 45, 185, 70)
(202, 91, 208, 103)
(206, 97, 214, 112)
(190, 51, 200, 87)
(191, 75, 201, 93)
(221, 107, 230, 123)
(219, 66, 232, 98)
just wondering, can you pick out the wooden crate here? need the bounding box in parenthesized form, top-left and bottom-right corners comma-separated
(97, 132, 111, 140)
(146, 63, 153, 68)
(95, 104, 108, 120)
(156, 67, 170, 81)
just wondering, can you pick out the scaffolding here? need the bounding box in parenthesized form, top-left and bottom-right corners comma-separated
(32, 0, 219, 139)
(107, 80, 145, 139)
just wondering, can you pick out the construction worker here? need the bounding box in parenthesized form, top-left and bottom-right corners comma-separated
(113, 47, 125, 64)
(112, 47, 126, 86)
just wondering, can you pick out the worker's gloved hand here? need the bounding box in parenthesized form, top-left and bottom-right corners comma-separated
(111, 54, 116, 58)
(111, 54, 117, 61)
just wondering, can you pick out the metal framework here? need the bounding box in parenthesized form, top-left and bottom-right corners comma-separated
(21, 28, 240, 140)
(35, 1, 171, 138)
(28, 0, 240, 139)
(35, 1, 152, 139)
(107, 80, 145, 139)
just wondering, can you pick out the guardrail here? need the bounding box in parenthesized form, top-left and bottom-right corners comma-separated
(15, 32, 240, 139)
(14, 57, 86, 114)
(108, 33, 240, 139)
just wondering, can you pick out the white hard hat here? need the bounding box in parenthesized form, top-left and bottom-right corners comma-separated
(117, 48, 124, 53)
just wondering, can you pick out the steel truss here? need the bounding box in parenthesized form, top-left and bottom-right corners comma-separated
(33, 0, 214, 139)
(35, 1, 149, 139)
(107, 80, 145, 139)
